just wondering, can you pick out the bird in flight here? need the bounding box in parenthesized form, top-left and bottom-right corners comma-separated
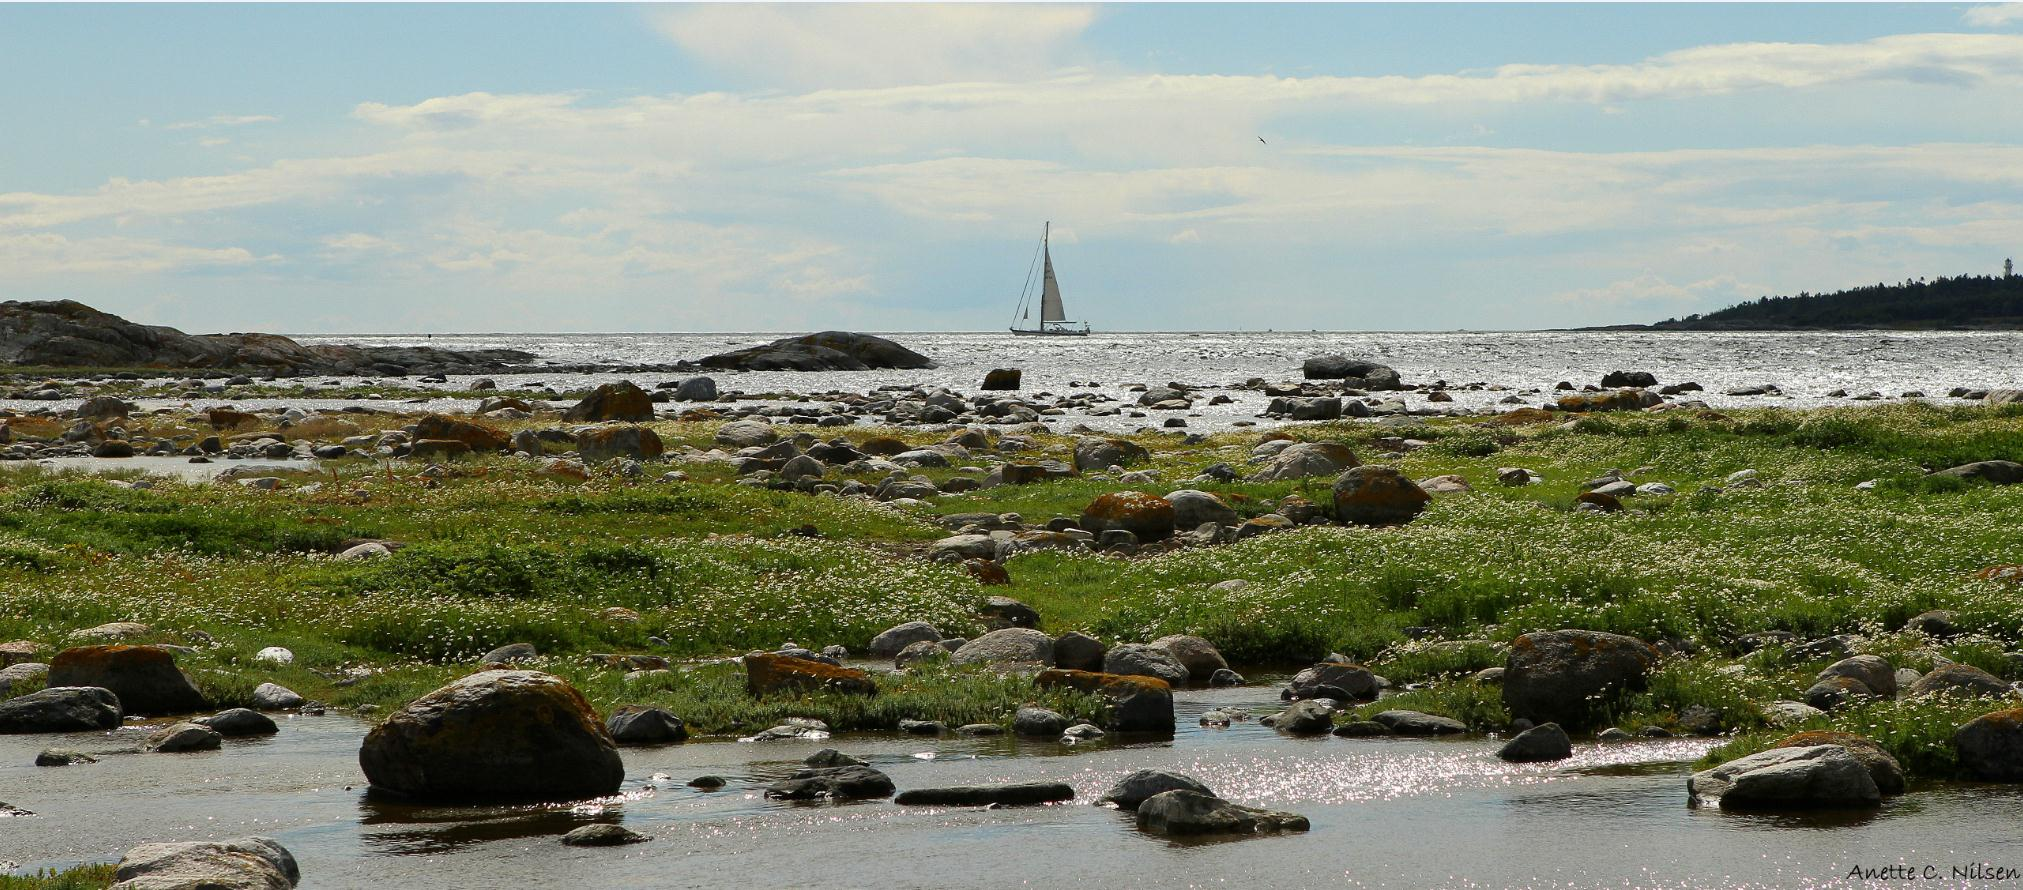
(1258, 136, 1267, 144)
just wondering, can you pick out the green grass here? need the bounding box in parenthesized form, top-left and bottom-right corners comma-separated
(0, 864, 115, 890)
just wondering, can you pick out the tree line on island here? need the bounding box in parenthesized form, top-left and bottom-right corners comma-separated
(1622, 272, 2023, 331)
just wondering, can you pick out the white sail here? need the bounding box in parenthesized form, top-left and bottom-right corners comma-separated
(1040, 247, 1065, 323)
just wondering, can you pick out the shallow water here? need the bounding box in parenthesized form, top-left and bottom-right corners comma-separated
(6, 685, 2019, 889)
(8, 330, 2023, 435)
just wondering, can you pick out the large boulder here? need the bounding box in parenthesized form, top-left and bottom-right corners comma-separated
(698, 332, 934, 372)
(1766, 731, 1904, 794)
(1081, 492, 1178, 543)
(357, 669, 624, 802)
(1097, 769, 1213, 809)
(949, 628, 1054, 668)
(576, 426, 664, 463)
(1501, 630, 1658, 729)
(980, 369, 1022, 391)
(1035, 669, 1174, 734)
(764, 764, 896, 800)
(1817, 655, 1897, 698)
(0, 686, 122, 733)
(1497, 722, 1572, 762)
(744, 653, 876, 696)
(1103, 643, 1189, 686)
(1331, 466, 1431, 526)
(1073, 438, 1150, 472)
(1908, 663, 2012, 699)
(1687, 745, 1881, 810)
(563, 382, 655, 422)
(1933, 460, 2023, 485)
(1148, 635, 1228, 680)
(1135, 790, 1310, 835)
(1163, 490, 1238, 528)
(1955, 708, 2023, 781)
(867, 621, 943, 658)
(715, 420, 779, 448)
(47, 645, 207, 716)
(112, 836, 299, 890)
(1601, 371, 1658, 388)
(413, 414, 510, 452)
(1301, 354, 1401, 389)
(1250, 442, 1359, 482)
(672, 377, 718, 402)
(1053, 632, 1108, 672)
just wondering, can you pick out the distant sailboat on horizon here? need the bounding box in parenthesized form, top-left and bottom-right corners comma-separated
(1010, 221, 1091, 336)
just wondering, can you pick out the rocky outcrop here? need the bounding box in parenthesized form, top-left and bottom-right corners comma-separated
(47, 645, 207, 716)
(697, 332, 934, 372)
(744, 653, 876, 696)
(1688, 745, 1881, 810)
(0, 299, 531, 372)
(1501, 630, 1658, 729)
(111, 836, 299, 890)
(357, 669, 624, 802)
(1300, 355, 1402, 390)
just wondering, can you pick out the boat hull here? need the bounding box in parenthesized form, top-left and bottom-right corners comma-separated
(1010, 327, 1090, 336)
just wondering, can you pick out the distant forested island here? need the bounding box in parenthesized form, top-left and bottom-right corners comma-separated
(1603, 272, 2023, 331)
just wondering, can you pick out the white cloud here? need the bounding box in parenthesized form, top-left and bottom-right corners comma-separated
(1552, 272, 1763, 308)
(164, 114, 279, 131)
(0, 233, 259, 274)
(650, 3, 1096, 88)
(1965, 4, 2023, 26)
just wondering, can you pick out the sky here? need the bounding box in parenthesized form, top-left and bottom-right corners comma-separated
(3, 2, 2023, 334)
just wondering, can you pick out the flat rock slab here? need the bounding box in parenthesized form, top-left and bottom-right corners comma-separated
(894, 782, 1077, 806)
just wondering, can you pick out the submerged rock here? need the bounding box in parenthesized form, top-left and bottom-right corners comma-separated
(561, 824, 648, 847)
(358, 670, 624, 802)
(1688, 745, 1880, 810)
(1135, 789, 1310, 836)
(894, 782, 1076, 806)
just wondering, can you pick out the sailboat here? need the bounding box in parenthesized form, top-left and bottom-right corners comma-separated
(1010, 221, 1091, 336)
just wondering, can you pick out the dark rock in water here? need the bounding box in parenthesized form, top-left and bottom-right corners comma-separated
(561, 823, 648, 846)
(0, 299, 531, 373)
(1098, 769, 1213, 808)
(1283, 662, 1378, 702)
(1372, 709, 1467, 735)
(698, 332, 934, 372)
(1501, 630, 1657, 729)
(1332, 720, 1390, 738)
(1135, 789, 1310, 835)
(0, 686, 122, 733)
(605, 706, 688, 745)
(1273, 699, 1337, 735)
(1301, 354, 1402, 390)
(1209, 668, 1244, 687)
(981, 369, 1022, 391)
(35, 748, 97, 766)
(764, 765, 895, 800)
(1103, 643, 1189, 686)
(894, 782, 1076, 806)
(1933, 460, 2023, 485)
(1, 800, 30, 817)
(1955, 708, 2023, 781)
(1332, 466, 1430, 526)
(47, 645, 207, 716)
(251, 683, 306, 711)
(688, 775, 727, 790)
(564, 382, 655, 423)
(1498, 722, 1572, 761)
(112, 836, 300, 889)
(899, 719, 944, 735)
(1035, 669, 1174, 735)
(198, 708, 279, 737)
(1012, 706, 1068, 737)
(1688, 745, 1880, 810)
(358, 670, 624, 802)
(956, 723, 1004, 736)
(804, 748, 865, 768)
(146, 722, 222, 752)
(1601, 371, 1658, 388)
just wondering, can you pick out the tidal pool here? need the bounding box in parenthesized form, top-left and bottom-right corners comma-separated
(4, 685, 2018, 889)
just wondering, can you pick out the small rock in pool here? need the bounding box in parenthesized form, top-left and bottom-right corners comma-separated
(561, 824, 648, 846)
(804, 748, 866, 768)
(1062, 723, 1105, 740)
(1332, 720, 1390, 738)
(250, 682, 306, 711)
(898, 719, 945, 736)
(1208, 668, 1245, 687)
(1097, 769, 1213, 809)
(1497, 722, 1573, 762)
(894, 782, 1076, 807)
(687, 776, 727, 790)
(146, 722, 222, 753)
(198, 708, 279, 737)
(955, 723, 1004, 736)
(35, 748, 97, 767)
